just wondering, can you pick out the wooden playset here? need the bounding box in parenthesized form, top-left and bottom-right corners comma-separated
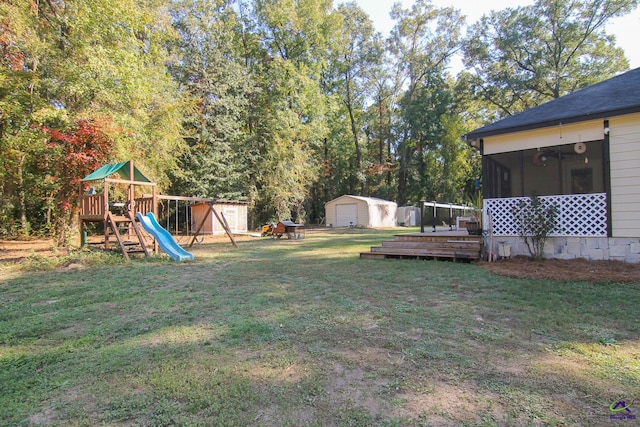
(79, 161, 236, 260)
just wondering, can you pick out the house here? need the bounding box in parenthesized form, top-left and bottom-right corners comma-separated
(325, 195, 397, 228)
(463, 67, 640, 262)
(190, 201, 248, 234)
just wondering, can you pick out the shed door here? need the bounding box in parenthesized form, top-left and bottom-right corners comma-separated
(336, 203, 358, 227)
(222, 207, 237, 231)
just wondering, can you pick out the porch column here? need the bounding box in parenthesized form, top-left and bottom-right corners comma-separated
(480, 139, 487, 200)
(603, 120, 612, 237)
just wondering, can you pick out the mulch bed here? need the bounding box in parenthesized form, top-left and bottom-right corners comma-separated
(478, 256, 640, 284)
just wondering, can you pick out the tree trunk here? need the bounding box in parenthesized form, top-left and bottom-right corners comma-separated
(345, 81, 363, 195)
(397, 129, 410, 206)
(17, 153, 28, 237)
(377, 97, 384, 165)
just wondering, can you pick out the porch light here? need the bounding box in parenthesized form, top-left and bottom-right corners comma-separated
(604, 127, 610, 135)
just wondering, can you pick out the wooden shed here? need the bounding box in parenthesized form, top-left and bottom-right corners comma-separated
(191, 201, 248, 234)
(325, 195, 397, 228)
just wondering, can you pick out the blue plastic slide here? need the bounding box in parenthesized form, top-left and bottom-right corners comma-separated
(136, 212, 194, 262)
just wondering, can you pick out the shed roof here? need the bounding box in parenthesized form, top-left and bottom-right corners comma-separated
(464, 67, 640, 141)
(82, 161, 152, 183)
(325, 195, 397, 206)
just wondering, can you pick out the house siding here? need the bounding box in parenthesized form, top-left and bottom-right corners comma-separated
(482, 120, 602, 155)
(325, 202, 337, 226)
(609, 113, 640, 237)
(367, 202, 397, 228)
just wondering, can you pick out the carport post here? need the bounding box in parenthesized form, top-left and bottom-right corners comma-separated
(432, 201, 437, 232)
(419, 201, 425, 233)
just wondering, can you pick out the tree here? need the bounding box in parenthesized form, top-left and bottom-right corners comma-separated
(463, 0, 637, 117)
(388, 0, 464, 205)
(40, 119, 114, 245)
(248, 0, 334, 222)
(399, 72, 474, 204)
(168, 0, 257, 201)
(327, 2, 380, 196)
(0, 0, 186, 240)
(0, 1, 51, 237)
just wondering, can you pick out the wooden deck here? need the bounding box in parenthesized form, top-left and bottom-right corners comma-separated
(360, 231, 483, 261)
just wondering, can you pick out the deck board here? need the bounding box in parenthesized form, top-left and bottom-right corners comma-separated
(361, 231, 482, 261)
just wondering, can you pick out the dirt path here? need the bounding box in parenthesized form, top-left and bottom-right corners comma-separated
(0, 239, 62, 263)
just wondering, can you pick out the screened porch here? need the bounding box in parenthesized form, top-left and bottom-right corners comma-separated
(482, 140, 609, 237)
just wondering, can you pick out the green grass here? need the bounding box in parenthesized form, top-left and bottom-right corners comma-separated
(1, 228, 639, 426)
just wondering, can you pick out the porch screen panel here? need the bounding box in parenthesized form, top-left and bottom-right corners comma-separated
(483, 156, 511, 199)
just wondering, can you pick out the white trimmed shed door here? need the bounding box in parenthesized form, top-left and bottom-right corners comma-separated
(222, 207, 237, 231)
(335, 203, 358, 227)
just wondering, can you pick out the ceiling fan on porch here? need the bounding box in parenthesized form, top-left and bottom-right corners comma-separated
(533, 143, 588, 166)
(533, 150, 557, 166)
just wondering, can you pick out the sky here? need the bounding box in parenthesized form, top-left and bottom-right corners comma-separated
(342, 0, 640, 74)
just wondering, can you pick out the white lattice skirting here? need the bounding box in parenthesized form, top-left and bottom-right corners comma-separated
(485, 193, 607, 237)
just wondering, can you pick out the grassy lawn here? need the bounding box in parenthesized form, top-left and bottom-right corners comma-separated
(1, 228, 639, 426)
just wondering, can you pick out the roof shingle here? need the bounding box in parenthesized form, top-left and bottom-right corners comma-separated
(464, 67, 640, 141)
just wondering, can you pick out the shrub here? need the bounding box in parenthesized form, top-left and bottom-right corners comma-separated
(516, 195, 559, 259)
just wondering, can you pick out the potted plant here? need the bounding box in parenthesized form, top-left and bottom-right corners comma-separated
(465, 216, 482, 235)
(465, 193, 483, 235)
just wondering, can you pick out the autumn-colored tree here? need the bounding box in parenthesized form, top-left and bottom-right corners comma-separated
(40, 119, 114, 244)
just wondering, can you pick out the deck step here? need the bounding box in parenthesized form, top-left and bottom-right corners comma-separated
(361, 233, 482, 261)
(360, 251, 478, 260)
(378, 241, 480, 249)
(392, 235, 481, 243)
(369, 247, 480, 257)
(360, 252, 388, 260)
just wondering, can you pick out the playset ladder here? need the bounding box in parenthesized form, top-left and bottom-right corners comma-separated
(106, 211, 150, 260)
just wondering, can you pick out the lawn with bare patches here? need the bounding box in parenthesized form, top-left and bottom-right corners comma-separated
(1, 228, 639, 426)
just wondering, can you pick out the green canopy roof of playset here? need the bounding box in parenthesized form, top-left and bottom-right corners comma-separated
(81, 161, 152, 183)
